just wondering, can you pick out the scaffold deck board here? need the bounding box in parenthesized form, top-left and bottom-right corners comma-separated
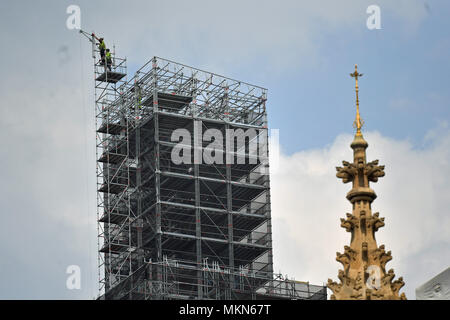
(98, 152, 126, 164)
(98, 183, 127, 194)
(97, 123, 126, 135)
(96, 71, 126, 83)
(99, 211, 129, 224)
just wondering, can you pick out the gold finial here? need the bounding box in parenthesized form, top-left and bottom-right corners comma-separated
(350, 64, 364, 136)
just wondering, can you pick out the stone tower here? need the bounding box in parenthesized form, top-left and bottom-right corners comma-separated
(327, 65, 406, 300)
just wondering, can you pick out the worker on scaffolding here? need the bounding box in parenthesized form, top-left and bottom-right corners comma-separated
(105, 49, 112, 71)
(137, 88, 143, 110)
(92, 33, 106, 65)
(132, 83, 143, 111)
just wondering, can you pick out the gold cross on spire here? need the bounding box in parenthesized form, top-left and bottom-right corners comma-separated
(350, 64, 364, 136)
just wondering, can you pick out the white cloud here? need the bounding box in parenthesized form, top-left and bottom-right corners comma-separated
(271, 126, 450, 299)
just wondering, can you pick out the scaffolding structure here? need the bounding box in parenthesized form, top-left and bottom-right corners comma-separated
(92, 46, 326, 300)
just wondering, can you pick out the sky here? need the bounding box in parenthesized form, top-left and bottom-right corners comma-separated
(0, 0, 449, 299)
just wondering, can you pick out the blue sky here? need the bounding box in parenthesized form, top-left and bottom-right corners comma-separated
(123, 0, 450, 153)
(260, 2, 449, 153)
(0, 0, 449, 299)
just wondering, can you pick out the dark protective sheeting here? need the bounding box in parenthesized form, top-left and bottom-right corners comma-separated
(142, 92, 193, 109)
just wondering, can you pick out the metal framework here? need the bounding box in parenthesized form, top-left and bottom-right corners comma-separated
(92, 45, 326, 300)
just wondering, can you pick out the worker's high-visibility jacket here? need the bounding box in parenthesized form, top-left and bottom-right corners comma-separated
(137, 94, 143, 109)
(99, 41, 106, 50)
(106, 52, 112, 63)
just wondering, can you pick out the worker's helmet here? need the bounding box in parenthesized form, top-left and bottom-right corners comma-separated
(100, 38, 104, 41)
(106, 49, 110, 52)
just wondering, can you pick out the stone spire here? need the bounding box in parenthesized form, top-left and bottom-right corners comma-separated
(327, 65, 406, 300)
(350, 64, 364, 137)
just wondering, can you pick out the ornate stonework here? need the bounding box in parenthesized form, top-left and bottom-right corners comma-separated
(327, 65, 406, 300)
